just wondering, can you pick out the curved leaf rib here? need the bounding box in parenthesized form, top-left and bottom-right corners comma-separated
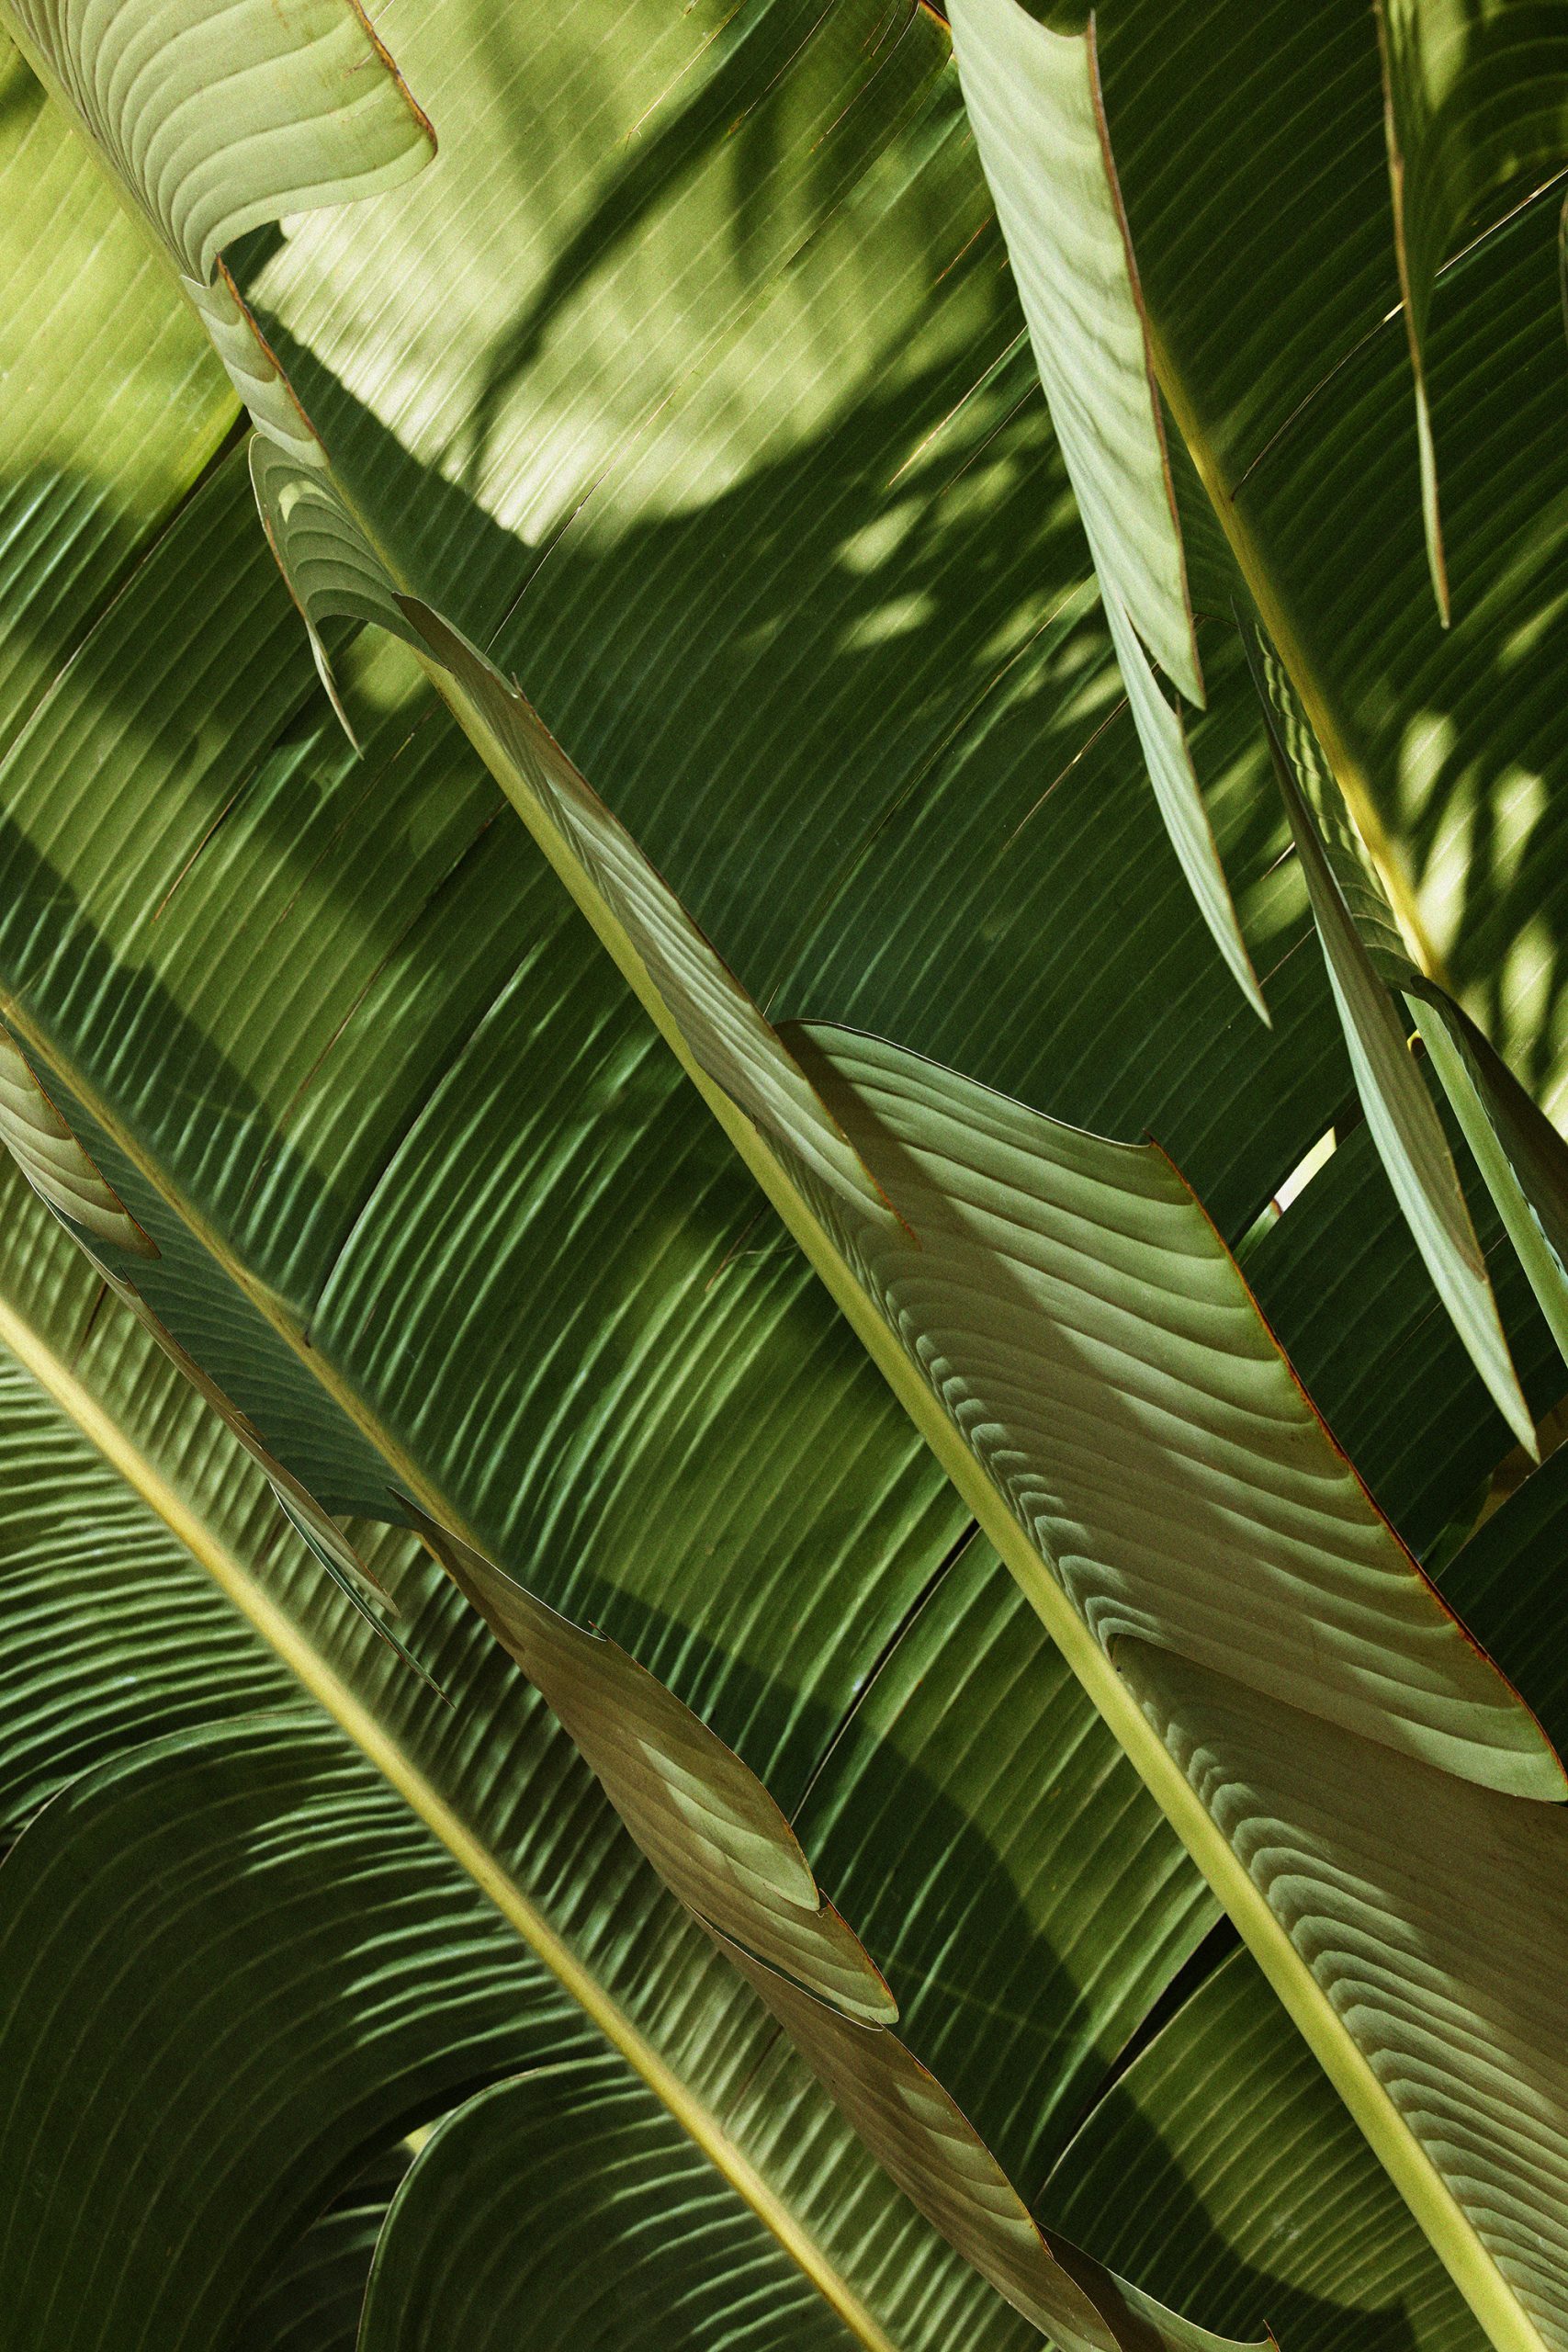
(247, 441, 1557, 1792)
(240, 416, 1568, 2346)
(411, 1510, 1258, 2352)
(6, 5, 1568, 2348)
(4, 0, 434, 285)
(358, 2059, 861, 2352)
(786, 1021, 1555, 1794)
(0, 1016, 156, 1258)
(0, 1157, 1262, 2352)
(0, 1267, 914, 2352)
(0, 1188, 1484, 2351)
(0, 1713, 588, 2352)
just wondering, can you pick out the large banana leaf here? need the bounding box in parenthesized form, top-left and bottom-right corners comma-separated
(0, 1153, 1485, 2352)
(3, 3, 1568, 2349)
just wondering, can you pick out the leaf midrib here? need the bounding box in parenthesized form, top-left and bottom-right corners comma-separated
(0, 1283, 902, 2352)
(3, 24, 1549, 2347)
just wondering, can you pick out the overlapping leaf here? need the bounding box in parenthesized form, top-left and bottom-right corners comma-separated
(1079, 0, 1568, 1139)
(0, 1170, 998, 2351)
(1122, 1642, 1568, 2351)
(5, 0, 434, 286)
(0, 1016, 155, 1256)
(245, 417, 1556, 1794)
(1046, 1951, 1484, 2352)
(8, 5, 1568, 2352)
(410, 1509, 897, 2027)
(1245, 622, 1568, 1381)
(0, 1187, 1497, 2352)
(1240, 626, 1532, 1447)
(0, 1714, 591, 2352)
(787, 1021, 1557, 1796)
(248, 442, 891, 1218)
(947, 0, 1263, 1014)
(359, 2060, 860, 2352)
(1374, 0, 1568, 615)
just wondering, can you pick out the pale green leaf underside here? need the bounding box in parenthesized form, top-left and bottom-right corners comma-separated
(1245, 622, 1568, 1385)
(6, 0, 434, 284)
(0, 1016, 154, 1256)
(412, 1510, 898, 2029)
(946, 0, 1197, 703)
(1124, 1642, 1568, 2352)
(1101, 588, 1266, 1021)
(786, 1022, 1557, 1797)
(185, 265, 325, 470)
(947, 0, 1260, 1012)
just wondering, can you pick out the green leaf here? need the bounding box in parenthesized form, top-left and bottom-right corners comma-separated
(248, 435, 1554, 1792)
(0, 1713, 592, 2352)
(1122, 1638, 1568, 2352)
(1373, 0, 1568, 617)
(1241, 619, 1568, 1391)
(236, 2187, 394, 2352)
(1046, 1950, 1485, 2352)
(5, 0, 435, 285)
(0, 1068, 1213, 2352)
(1408, 993, 1568, 1369)
(0, 1152, 1495, 2352)
(947, 0, 1264, 1014)
(1241, 622, 1534, 1451)
(238, 367, 1568, 2352)
(723, 1933, 1257, 2352)
(789, 1020, 1554, 1794)
(6, 6, 1568, 2347)
(400, 1509, 1251, 2352)
(791, 1530, 1218, 2191)
(0, 1015, 156, 1255)
(410, 1510, 898, 2026)
(1086, 0, 1568, 1130)
(0, 36, 232, 758)
(0, 1338, 293, 1834)
(0, 1170, 955, 2349)
(236, 2180, 397, 2352)
(946, 0, 1200, 702)
(359, 2060, 862, 2352)
(247, 440, 890, 1220)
